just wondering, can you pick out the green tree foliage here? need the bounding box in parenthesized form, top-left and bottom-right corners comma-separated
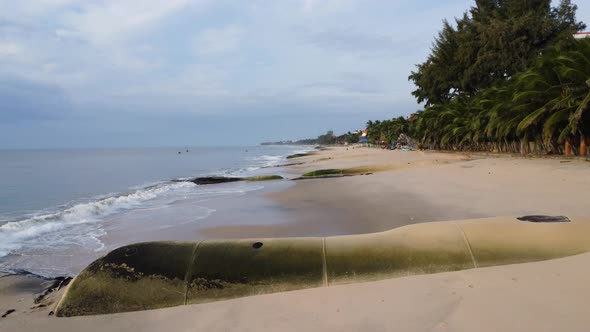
(365, 117, 409, 143)
(408, 38, 590, 155)
(336, 131, 361, 144)
(405, 0, 588, 156)
(316, 132, 336, 145)
(409, 0, 585, 106)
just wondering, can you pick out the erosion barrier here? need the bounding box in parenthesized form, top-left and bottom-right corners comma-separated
(56, 216, 590, 316)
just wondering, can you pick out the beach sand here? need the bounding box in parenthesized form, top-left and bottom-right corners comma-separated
(2, 147, 590, 331)
(206, 147, 590, 237)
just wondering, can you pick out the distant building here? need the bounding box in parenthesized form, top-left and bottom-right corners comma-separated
(574, 32, 590, 39)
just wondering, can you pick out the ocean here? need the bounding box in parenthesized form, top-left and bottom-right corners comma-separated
(0, 145, 311, 277)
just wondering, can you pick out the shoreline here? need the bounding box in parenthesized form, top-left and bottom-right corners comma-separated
(0, 145, 315, 278)
(201, 145, 590, 239)
(3, 146, 590, 330)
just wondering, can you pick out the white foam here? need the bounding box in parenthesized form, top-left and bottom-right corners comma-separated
(0, 181, 196, 258)
(0, 146, 309, 276)
(251, 155, 284, 168)
(292, 148, 315, 154)
(218, 168, 251, 176)
(254, 155, 283, 161)
(156, 207, 216, 230)
(221, 149, 311, 176)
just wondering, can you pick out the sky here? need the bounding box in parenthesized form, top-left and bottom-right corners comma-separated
(1, 0, 589, 148)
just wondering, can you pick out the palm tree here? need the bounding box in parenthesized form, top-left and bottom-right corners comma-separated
(561, 39, 590, 156)
(407, 38, 590, 156)
(514, 48, 567, 154)
(516, 38, 590, 155)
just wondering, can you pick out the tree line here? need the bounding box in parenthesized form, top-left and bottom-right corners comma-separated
(368, 0, 590, 155)
(262, 131, 361, 146)
(409, 38, 590, 155)
(365, 117, 409, 143)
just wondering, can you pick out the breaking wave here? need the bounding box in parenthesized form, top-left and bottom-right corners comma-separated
(0, 182, 196, 258)
(0, 145, 310, 276)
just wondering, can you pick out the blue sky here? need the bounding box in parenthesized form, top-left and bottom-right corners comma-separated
(1, 0, 589, 148)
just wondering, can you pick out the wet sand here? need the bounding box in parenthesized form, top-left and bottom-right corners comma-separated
(204, 147, 590, 237)
(3, 147, 590, 331)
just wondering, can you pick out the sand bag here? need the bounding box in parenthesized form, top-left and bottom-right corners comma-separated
(55, 216, 590, 316)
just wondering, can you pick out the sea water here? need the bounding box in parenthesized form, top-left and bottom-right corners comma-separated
(0, 145, 311, 277)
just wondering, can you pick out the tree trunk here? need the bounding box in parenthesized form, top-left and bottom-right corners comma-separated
(581, 134, 588, 157)
(565, 139, 573, 156)
(513, 141, 518, 153)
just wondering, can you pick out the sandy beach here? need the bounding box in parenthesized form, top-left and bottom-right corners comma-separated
(205, 147, 590, 237)
(2, 147, 590, 331)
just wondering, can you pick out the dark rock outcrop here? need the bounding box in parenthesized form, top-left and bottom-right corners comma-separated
(185, 177, 243, 185)
(286, 153, 314, 159)
(179, 175, 284, 185)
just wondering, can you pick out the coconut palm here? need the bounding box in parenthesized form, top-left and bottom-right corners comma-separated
(560, 39, 590, 155)
(407, 38, 590, 156)
(516, 39, 590, 155)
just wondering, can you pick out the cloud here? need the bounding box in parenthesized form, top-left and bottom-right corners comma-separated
(0, 77, 71, 122)
(193, 25, 242, 56)
(300, 0, 357, 14)
(0, 40, 22, 58)
(3, 0, 584, 147)
(51, 0, 195, 46)
(298, 26, 396, 53)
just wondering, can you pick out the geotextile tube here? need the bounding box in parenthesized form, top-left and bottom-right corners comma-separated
(55, 216, 590, 316)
